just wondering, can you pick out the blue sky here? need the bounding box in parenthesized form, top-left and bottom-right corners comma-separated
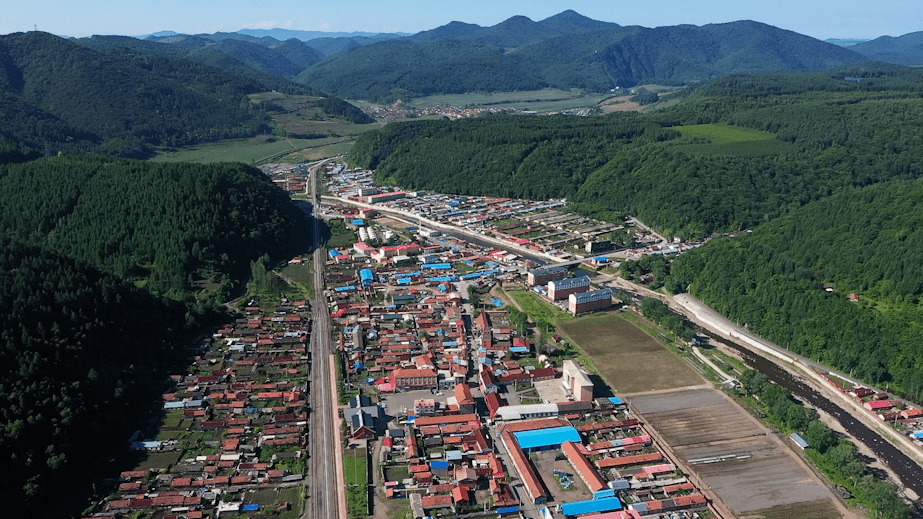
(3, 0, 920, 40)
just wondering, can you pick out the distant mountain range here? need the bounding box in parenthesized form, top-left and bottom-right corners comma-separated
(7, 11, 921, 108)
(65, 10, 923, 102)
(849, 32, 923, 66)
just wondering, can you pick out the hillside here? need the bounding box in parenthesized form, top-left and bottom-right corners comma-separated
(0, 238, 201, 518)
(851, 31, 923, 66)
(120, 12, 866, 103)
(0, 32, 277, 156)
(297, 39, 546, 101)
(350, 67, 923, 239)
(0, 156, 307, 300)
(670, 177, 923, 401)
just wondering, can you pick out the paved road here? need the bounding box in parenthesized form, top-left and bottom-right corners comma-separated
(305, 160, 341, 519)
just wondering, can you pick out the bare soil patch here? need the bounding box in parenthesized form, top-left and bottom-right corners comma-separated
(633, 388, 842, 517)
(558, 315, 702, 393)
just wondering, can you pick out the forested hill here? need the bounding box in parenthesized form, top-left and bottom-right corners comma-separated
(0, 31, 371, 158)
(351, 67, 923, 238)
(299, 16, 864, 101)
(670, 177, 923, 401)
(0, 238, 202, 518)
(0, 156, 306, 300)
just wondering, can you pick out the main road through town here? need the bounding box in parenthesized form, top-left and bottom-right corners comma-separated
(305, 159, 341, 519)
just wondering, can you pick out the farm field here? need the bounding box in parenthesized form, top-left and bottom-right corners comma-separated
(557, 314, 702, 394)
(153, 91, 378, 164)
(633, 388, 842, 518)
(402, 88, 609, 113)
(152, 135, 319, 164)
(673, 123, 796, 156)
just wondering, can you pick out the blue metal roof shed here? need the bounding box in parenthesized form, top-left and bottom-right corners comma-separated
(514, 426, 581, 451)
(560, 497, 622, 517)
(421, 263, 452, 270)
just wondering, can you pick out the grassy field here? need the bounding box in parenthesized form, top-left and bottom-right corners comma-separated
(280, 262, 314, 299)
(152, 91, 379, 164)
(344, 448, 369, 519)
(558, 314, 702, 394)
(244, 487, 304, 519)
(402, 88, 609, 113)
(673, 123, 795, 157)
(151, 135, 316, 164)
(506, 288, 573, 323)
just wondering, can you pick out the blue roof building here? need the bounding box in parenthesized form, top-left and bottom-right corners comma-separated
(560, 497, 622, 517)
(360, 269, 374, 286)
(514, 426, 581, 452)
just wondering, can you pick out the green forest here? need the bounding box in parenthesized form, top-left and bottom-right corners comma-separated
(350, 65, 923, 400)
(0, 156, 307, 300)
(670, 178, 923, 401)
(0, 239, 213, 516)
(0, 32, 372, 158)
(0, 155, 308, 517)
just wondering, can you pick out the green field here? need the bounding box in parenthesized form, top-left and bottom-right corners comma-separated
(151, 135, 320, 164)
(506, 288, 573, 323)
(152, 92, 379, 164)
(280, 262, 315, 299)
(558, 314, 703, 394)
(673, 123, 795, 156)
(344, 448, 369, 519)
(402, 88, 609, 113)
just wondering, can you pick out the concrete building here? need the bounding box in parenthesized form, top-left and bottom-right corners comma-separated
(366, 191, 406, 204)
(568, 288, 613, 315)
(392, 368, 438, 391)
(548, 276, 590, 301)
(562, 359, 594, 401)
(527, 265, 568, 287)
(495, 403, 559, 421)
(414, 399, 437, 416)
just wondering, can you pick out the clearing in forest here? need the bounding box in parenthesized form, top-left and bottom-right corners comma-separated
(673, 123, 796, 156)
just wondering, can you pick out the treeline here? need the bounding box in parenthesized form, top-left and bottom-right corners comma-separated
(669, 178, 923, 401)
(0, 156, 307, 300)
(740, 371, 909, 519)
(350, 114, 677, 200)
(639, 298, 692, 340)
(0, 238, 213, 518)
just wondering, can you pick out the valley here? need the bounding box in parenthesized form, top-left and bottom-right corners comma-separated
(3, 10, 923, 519)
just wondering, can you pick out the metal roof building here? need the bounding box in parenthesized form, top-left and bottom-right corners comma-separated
(513, 425, 580, 452)
(495, 403, 560, 422)
(560, 497, 623, 517)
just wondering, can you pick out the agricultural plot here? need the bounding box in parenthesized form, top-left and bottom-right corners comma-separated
(153, 92, 378, 164)
(557, 315, 702, 394)
(633, 388, 841, 518)
(406, 89, 608, 113)
(152, 135, 313, 164)
(673, 123, 796, 156)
